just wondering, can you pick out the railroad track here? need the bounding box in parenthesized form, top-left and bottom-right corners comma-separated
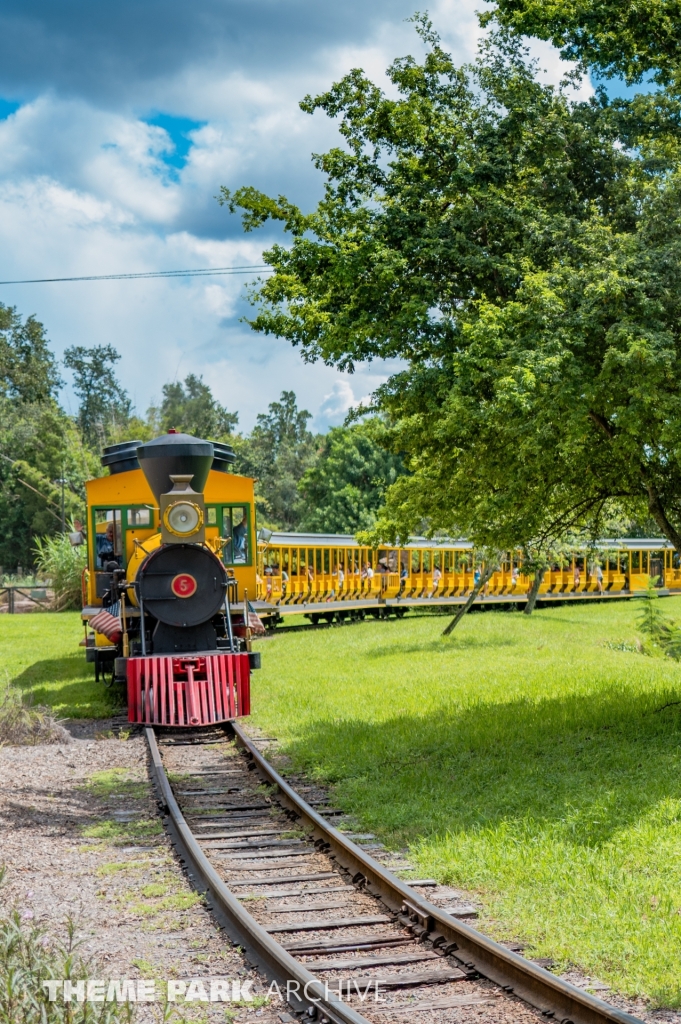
(145, 725, 643, 1024)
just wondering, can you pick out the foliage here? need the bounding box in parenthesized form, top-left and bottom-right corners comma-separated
(0, 685, 70, 746)
(222, 23, 681, 554)
(635, 578, 681, 659)
(0, 400, 95, 572)
(235, 391, 318, 530)
(33, 533, 86, 611)
(0, 304, 60, 403)
(0, 871, 133, 1021)
(64, 346, 131, 450)
(152, 373, 238, 439)
(297, 419, 405, 533)
(636, 578, 671, 638)
(251, 598, 681, 1004)
(486, 0, 681, 85)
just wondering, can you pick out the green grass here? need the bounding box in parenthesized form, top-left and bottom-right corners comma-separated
(250, 599, 681, 1006)
(86, 767, 149, 799)
(0, 611, 121, 718)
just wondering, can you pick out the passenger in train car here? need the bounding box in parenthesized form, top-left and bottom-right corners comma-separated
(431, 563, 442, 596)
(594, 562, 604, 594)
(362, 562, 374, 580)
(328, 562, 344, 601)
(573, 562, 581, 590)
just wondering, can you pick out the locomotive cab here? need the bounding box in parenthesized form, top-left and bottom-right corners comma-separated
(81, 431, 257, 727)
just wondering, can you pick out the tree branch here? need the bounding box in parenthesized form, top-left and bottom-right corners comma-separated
(642, 470, 681, 552)
(588, 410, 616, 439)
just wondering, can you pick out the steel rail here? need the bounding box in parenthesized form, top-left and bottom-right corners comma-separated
(230, 721, 644, 1024)
(144, 726, 372, 1024)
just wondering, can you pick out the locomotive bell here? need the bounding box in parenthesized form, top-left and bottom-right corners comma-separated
(160, 475, 206, 545)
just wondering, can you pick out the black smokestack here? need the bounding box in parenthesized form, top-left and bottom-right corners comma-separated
(136, 431, 214, 502)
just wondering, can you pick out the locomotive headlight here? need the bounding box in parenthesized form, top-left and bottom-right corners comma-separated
(163, 500, 204, 537)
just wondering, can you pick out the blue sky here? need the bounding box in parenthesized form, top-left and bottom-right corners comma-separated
(0, 0, 590, 431)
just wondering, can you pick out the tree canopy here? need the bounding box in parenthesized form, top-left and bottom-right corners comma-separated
(0, 304, 60, 403)
(64, 345, 131, 449)
(155, 373, 238, 439)
(0, 309, 95, 570)
(298, 419, 405, 534)
(235, 391, 318, 531)
(486, 0, 681, 84)
(221, 22, 681, 551)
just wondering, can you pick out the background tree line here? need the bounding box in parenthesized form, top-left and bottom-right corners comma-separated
(0, 305, 404, 571)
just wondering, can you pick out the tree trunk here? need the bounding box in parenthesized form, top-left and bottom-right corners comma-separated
(523, 566, 546, 616)
(442, 564, 495, 636)
(644, 477, 681, 552)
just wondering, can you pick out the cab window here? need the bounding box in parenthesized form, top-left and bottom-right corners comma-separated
(93, 509, 123, 568)
(222, 505, 250, 564)
(127, 508, 151, 527)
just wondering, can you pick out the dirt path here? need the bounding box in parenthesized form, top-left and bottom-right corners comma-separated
(0, 727, 279, 1022)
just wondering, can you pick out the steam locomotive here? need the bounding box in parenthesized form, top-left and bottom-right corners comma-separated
(80, 431, 259, 727)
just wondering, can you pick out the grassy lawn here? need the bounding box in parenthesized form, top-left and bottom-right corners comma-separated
(5, 600, 681, 1002)
(1, 611, 121, 718)
(250, 600, 681, 1006)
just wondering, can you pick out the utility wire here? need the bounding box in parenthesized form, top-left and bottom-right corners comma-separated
(0, 264, 273, 285)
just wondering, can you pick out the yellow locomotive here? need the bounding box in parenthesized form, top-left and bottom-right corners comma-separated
(81, 432, 258, 726)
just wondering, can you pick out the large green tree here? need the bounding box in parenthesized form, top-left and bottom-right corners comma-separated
(235, 391, 318, 530)
(0, 401, 93, 570)
(297, 419, 405, 534)
(64, 345, 131, 449)
(154, 373, 238, 439)
(0, 307, 94, 570)
(220, 23, 681, 550)
(0, 304, 60, 403)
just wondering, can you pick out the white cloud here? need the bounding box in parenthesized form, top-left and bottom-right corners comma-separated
(0, 2, 592, 433)
(314, 380, 359, 430)
(313, 379, 382, 431)
(526, 37, 595, 101)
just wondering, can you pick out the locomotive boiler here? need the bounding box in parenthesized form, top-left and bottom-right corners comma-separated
(81, 431, 259, 727)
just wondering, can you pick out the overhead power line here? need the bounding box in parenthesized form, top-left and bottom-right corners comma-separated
(0, 264, 273, 285)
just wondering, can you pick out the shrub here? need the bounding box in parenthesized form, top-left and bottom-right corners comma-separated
(0, 867, 134, 1022)
(33, 534, 85, 611)
(636, 579, 681, 660)
(0, 686, 71, 746)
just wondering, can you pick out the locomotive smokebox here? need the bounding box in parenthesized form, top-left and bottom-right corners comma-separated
(136, 432, 214, 501)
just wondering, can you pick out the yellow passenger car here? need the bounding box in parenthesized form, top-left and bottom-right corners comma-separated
(256, 533, 681, 611)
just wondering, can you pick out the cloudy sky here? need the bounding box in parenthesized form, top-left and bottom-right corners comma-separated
(0, 0, 588, 432)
